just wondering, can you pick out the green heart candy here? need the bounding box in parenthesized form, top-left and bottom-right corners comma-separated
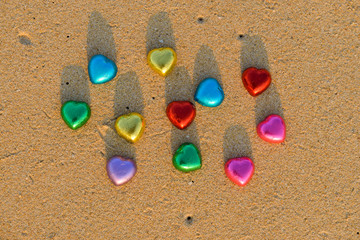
(173, 143, 201, 172)
(61, 101, 91, 130)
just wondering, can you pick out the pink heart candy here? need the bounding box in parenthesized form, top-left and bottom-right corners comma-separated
(225, 157, 254, 187)
(257, 114, 286, 143)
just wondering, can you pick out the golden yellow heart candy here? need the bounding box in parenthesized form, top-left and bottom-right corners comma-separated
(115, 113, 145, 143)
(147, 47, 177, 76)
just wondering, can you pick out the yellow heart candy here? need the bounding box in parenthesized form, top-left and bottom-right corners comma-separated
(115, 113, 145, 143)
(147, 47, 177, 76)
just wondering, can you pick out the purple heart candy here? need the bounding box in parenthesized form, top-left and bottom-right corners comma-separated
(106, 156, 136, 186)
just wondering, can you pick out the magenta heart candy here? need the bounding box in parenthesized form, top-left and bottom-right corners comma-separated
(257, 114, 286, 143)
(106, 156, 136, 186)
(225, 157, 254, 187)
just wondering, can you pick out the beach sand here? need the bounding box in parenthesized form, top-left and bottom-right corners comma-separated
(1, 1, 359, 239)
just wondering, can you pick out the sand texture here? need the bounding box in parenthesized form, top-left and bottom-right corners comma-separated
(1, 0, 359, 239)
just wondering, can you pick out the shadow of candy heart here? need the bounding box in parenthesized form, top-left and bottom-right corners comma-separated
(60, 65, 91, 130)
(87, 11, 118, 85)
(146, 12, 201, 170)
(146, 12, 177, 77)
(86, 12, 143, 185)
(193, 45, 223, 90)
(103, 72, 144, 162)
(223, 125, 253, 163)
(223, 126, 254, 186)
(60, 65, 90, 105)
(165, 67, 200, 156)
(239, 35, 285, 130)
(87, 11, 117, 63)
(193, 45, 224, 107)
(146, 12, 176, 54)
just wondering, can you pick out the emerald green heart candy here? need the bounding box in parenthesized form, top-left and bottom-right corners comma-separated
(173, 143, 201, 172)
(61, 101, 91, 130)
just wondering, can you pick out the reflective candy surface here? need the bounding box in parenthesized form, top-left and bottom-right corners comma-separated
(106, 156, 136, 186)
(166, 101, 196, 130)
(173, 143, 201, 172)
(115, 112, 145, 143)
(194, 78, 224, 107)
(88, 54, 117, 84)
(61, 101, 91, 130)
(225, 157, 254, 187)
(147, 47, 176, 76)
(242, 67, 271, 96)
(257, 114, 286, 143)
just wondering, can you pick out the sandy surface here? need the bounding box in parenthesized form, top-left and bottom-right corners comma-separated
(1, 1, 359, 239)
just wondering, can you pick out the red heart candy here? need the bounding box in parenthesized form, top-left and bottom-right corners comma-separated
(242, 67, 271, 96)
(166, 101, 196, 130)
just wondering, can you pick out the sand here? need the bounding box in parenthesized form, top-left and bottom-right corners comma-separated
(1, 1, 359, 239)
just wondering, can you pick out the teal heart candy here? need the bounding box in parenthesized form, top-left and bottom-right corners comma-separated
(194, 78, 224, 107)
(88, 54, 117, 84)
(173, 143, 202, 172)
(61, 101, 91, 130)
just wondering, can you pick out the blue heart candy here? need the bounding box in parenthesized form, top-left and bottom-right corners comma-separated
(194, 78, 224, 107)
(88, 54, 117, 84)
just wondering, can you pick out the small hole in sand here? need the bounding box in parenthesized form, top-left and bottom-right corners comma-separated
(185, 216, 193, 225)
(152, 97, 155, 100)
(67, 35, 70, 38)
(126, 107, 129, 110)
(197, 17, 204, 24)
(66, 82, 69, 85)
(238, 34, 245, 40)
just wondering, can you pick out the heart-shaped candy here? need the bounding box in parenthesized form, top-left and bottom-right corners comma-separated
(61, 101, 91, 130)
(166, 101, 196, 130)
(147, 47, 176, 76)
(194, 78, 224, 107)
(173, 143, 201, 172)
(106, 156, 136, 186)
(88, 54, 117, 84)
(115, 112, 145, 143)
(225, 157, 254, 187)
(257, 114, 286, 143)
(242, 67, 271, 96)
